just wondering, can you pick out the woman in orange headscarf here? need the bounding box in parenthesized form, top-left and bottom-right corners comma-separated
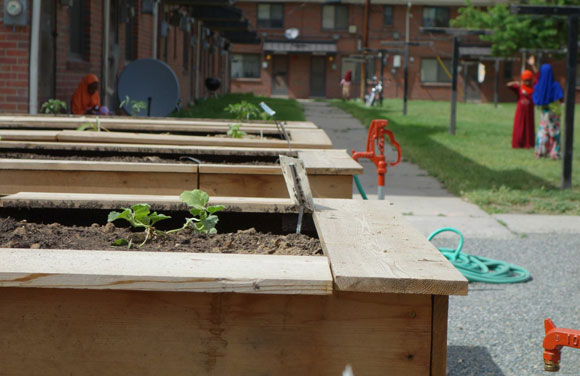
(507, 57, 538, 149)
(72, 74, 102, 115)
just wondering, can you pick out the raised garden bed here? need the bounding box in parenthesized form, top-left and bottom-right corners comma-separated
(0, 143, 361, 198)
(0, 192, 467, 376)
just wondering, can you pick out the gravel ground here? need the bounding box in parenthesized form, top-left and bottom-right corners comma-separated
(430, 234, 580, 376)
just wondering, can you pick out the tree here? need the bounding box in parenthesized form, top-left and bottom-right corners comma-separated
(451, 0, 579, 57)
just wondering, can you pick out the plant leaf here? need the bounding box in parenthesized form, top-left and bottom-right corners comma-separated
(112, 238, 129, 246)
(108, 209, 132, 223)
(207, 205, 226, 214)
(149, 212, 171, 225)
(180, 189, 209, 207)
(131, 203, 151, 225)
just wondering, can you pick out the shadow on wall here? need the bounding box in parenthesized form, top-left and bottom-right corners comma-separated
(447, 346, 505, 376)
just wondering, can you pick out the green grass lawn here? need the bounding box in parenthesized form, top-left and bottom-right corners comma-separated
(331, 98, 580, 215)
(173, 93, 305, 121)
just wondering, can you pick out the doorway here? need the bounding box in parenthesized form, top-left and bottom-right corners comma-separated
(464, 63, 481, 102)
(272, 55, 289, 96)
(38, 0, 56, 108)
(310, 56, 326, 97)
(105, 0, 121, 109)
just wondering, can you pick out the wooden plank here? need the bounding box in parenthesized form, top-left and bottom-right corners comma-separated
(313, 199, 468, 296)
(0, 192, 297, 213)
(288, 129, 333, 149)
(298, 149, 363, 175)
(0, 289, 432, 375)
(0, 114, 318, 129)
(0, 249, 331, 294)
(431, 295, 449, 376)
(0, 130, 58, 141)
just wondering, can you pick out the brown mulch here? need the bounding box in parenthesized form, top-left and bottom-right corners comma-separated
(0, 217, 323, 256)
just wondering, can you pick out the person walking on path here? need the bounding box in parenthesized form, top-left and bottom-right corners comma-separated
(340, 70, 352, 101)
(507, 58, 538, 148)
(532, 64, 564, 159)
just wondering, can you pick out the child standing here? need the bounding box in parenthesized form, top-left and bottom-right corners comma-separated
(532, 64, 564, 160)
(507, 69, 537, 148)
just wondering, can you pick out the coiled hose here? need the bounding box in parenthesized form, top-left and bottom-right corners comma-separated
(428, 227, 531, 284)
(353, 177, 531, 284)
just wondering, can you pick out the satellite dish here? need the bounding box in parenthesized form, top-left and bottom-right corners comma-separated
(284, 28, 300, 40)
(117, 58, 180, 117)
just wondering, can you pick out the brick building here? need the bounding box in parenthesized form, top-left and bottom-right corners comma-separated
(0, 0, 256, 114)
(230, 0, 575, 103)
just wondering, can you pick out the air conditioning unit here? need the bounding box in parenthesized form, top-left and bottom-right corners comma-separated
(348, 25, 357, 34)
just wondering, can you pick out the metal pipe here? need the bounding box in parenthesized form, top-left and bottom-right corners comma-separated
(102, 0, 111, 108)
(494, 59, 499, 108)
(360, 0, 370, 101)
(195, 21, 202, 99)
(450, 36, 459, 135)
(28, 0, 41, 114)
(403, 2, 411, 115)
(152, 0, 159, 58)
(562, 14, 578, 189)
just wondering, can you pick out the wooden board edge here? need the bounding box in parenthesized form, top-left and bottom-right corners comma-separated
(333, 276, 469, 296)
(430, 295, 449, 376)
(0, 249, 333, 295)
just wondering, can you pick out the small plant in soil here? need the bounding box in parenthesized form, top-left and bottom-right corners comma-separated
(171, 189, 226, 234)
(227, 123, 246, 138)
(76, 117, 109, 132)
(225, 101, 261, 121)
(120, 95, 147, 116)
(108, 203, 171, 247)
(40, 99, 67, 114)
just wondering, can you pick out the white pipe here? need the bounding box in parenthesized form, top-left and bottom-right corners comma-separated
(103, 0, 111, 107)
(28, 0, 41, 114)
(152, 0, 159, 58)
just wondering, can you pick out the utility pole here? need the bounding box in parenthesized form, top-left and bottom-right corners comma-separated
(404, 2, 411, 114)
(511, 4, 579, 189)
(420, 27, 493, 135)
(360, 0, 370, 101)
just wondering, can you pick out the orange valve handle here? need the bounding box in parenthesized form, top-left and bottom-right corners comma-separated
(351, 119, 402, 200)
(543, 318, 580, 372)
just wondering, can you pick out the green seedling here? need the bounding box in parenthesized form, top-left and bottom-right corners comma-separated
(120, 95, 147, 116)
(170, 189, 225, 234)
(225, 100, 261, 121)
(108, 203, 171, 247)
(76, 117, 109, 132)
(227, 123, 246, 138)
(40, 99, 67, 114)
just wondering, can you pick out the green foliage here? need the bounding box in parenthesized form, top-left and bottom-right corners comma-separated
(225, 100, 261, 121)
(40, 99, 67, 114)
(173, 93, 305, 121)
(108, 203, 171, 247)
(451, 0, 574, 57)
(177, 189, 226, 234)
(120, 95, 147, 116)
(76, 117, 108, 132)
(227, 123, 246, 138)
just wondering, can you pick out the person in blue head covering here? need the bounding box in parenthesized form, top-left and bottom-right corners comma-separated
(532, 64, 564, 159)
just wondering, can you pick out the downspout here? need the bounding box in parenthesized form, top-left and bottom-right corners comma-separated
(28, 0, 41, 114)
(103, 0, 111, 108)
(195, 21, 202, 99)
(360, 0, 370, 100)
(152, 0, 159, 58)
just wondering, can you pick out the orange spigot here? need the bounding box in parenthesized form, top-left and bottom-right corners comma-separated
(543, 318, 580, 372)
(351, 119, 401, 200)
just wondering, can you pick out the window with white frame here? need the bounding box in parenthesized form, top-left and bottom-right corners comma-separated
(231, 54, 261, 79)
(384, 6, 393, 26)
(322, 5, 349, 30)
(420, 58, 452, 83)
(422, 7, 449, 27)
(257, 4, 284, 29)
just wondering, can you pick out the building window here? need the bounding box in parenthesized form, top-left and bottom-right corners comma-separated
(421, 58, 452, 83)
(231, 54, 260, 79)
(257, 4, 284, 29)
(422, 7, 449, 27)
(504, 61, 513, 80)
(384, 6, 393, 26)
(322, 5, 349, 30)
(69, 0, 87, 59)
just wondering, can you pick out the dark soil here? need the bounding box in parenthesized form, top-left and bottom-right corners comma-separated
(0, 152, 277, 165)
(0, 217, 323, 256)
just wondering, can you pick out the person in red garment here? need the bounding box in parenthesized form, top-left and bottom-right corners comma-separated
(507, 57, 538, 148)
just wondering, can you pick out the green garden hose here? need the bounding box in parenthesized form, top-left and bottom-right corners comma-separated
(428, 227, 531, 284)
(353, 175, 368, 200)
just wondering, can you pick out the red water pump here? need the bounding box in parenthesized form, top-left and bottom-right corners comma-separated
(543, 318, 580, 372)
(351, 119, 401, 200)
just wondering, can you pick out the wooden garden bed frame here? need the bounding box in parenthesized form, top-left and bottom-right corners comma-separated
(0, 127, 332, 149)
(0, 192, 467, 376)
(0, 114, 318, 129)
(0, 143, 361, 197)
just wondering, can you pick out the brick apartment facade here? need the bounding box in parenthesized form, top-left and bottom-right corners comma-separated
(0, 0, 241, 114)
(230, 0, 576, 103)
